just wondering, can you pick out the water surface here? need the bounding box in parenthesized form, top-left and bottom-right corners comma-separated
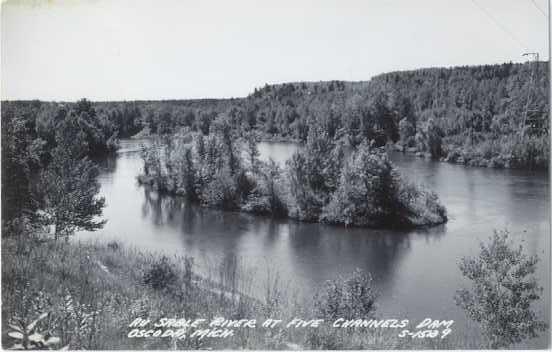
(79, 139, 550, 347)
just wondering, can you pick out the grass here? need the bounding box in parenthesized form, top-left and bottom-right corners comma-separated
(2, 235, 487, 350)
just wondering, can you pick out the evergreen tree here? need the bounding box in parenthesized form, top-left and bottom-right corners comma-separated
(321, 142, 402, 227)
(1, 113, 34, 226)
(37, 146, 106, 240)
(177, 146, 198, 200)
(245, 131, 260, 173)
(194, 133, 206, 161)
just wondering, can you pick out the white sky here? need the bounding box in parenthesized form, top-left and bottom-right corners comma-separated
(1, 0, 549, 101)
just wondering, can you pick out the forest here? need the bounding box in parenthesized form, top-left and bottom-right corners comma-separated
(1, 61, 549, 349)
(3, 60, 549, 171)
(2, 60, 547, 232)
(103, 60, 548, 170)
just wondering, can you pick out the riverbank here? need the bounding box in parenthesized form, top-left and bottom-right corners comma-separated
(259, 136, 548, 171)
(2, 236, 482, 350)
(131, 123, 547, 172)
(392, 135, 549, 170)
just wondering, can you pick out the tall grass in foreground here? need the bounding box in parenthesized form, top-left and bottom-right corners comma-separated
(3, 236, 484, 350)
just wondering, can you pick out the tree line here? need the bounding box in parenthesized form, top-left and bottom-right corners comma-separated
(98, 60, 549, 169)
(4, 61, 548, 173)
(1, 60, 548, 235)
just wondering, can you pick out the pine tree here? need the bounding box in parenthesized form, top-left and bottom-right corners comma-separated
(1, 113, 34, 227)
(178, 146, 197, 200)
(245, 131, 260, 173)
(38, 146, 106, 240)
(321, 142, 401, 227)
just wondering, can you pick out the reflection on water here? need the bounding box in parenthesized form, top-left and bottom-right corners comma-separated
(80, 140, 550, 347)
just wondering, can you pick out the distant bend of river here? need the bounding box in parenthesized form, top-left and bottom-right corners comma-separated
(79, 139, 550, 348)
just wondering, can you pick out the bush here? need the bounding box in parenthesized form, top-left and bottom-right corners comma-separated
(143, 256, 177, 290)
(106, 240, 120, 251)
(259, 160, 289, 217)
(200, 167, 240, 210)
(511, 135, 549, 169)
(241, 193, 272, 215)
(396, 180, 447, 226)
(314, 268, 377, 320)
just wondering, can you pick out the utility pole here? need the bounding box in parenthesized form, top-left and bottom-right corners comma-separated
(521, 52, 544, 136)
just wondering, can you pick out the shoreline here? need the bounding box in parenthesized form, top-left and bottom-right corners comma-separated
(135, 176, 448, 231)
(1, 236, 482, 350)
(130, 127, 548, 172)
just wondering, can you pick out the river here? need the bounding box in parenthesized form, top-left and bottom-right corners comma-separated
(79, 139, 550, 347)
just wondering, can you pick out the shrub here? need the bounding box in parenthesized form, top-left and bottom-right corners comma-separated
(106, 241, 120, 251)
(511, 135, 549, 169)
(7, 311, 62, 350)
(396, 180, 447, 226)
(143, 256, 177, 290)
(314, 268, 377, 320)
(200, 167, 240, 210)
(259, 159, 288, 217)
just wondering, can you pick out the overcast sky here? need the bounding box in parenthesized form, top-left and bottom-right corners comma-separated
(1, 0, 549, 101)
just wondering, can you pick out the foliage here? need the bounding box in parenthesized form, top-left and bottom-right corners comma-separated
(286, 152, 320, 221)
(321, 142, 447, 227)
(201, 166, 241, 209)
(395, 180, 447, 227)
(139, 126, 289, 216)
(143, 256, 178, 290)
(314, 268, 377, 320)
(245, 131, 260, 173)
(455, 230, 547, 348)
(3, 61, 549, 170)
(398, 118, 416, 148)
(37, 147, 106, 240)
(1, 233, 523, 349)
(259, 159, 288, 217)
(510, 134, 549, 169)
(7, 311, 62, 350)
(61, 61, 547, 169)
(1, 99, 115, 238)
(415, 117, 443, 158)
(139, 127, 445, 228)
(242, 159, 288, 217)
(286, 127, 344, 221)
(321, 143, 399, 226)
(1, 108, 43, 224)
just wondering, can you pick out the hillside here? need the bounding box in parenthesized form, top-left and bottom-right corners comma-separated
(2, 61, 549, 169)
